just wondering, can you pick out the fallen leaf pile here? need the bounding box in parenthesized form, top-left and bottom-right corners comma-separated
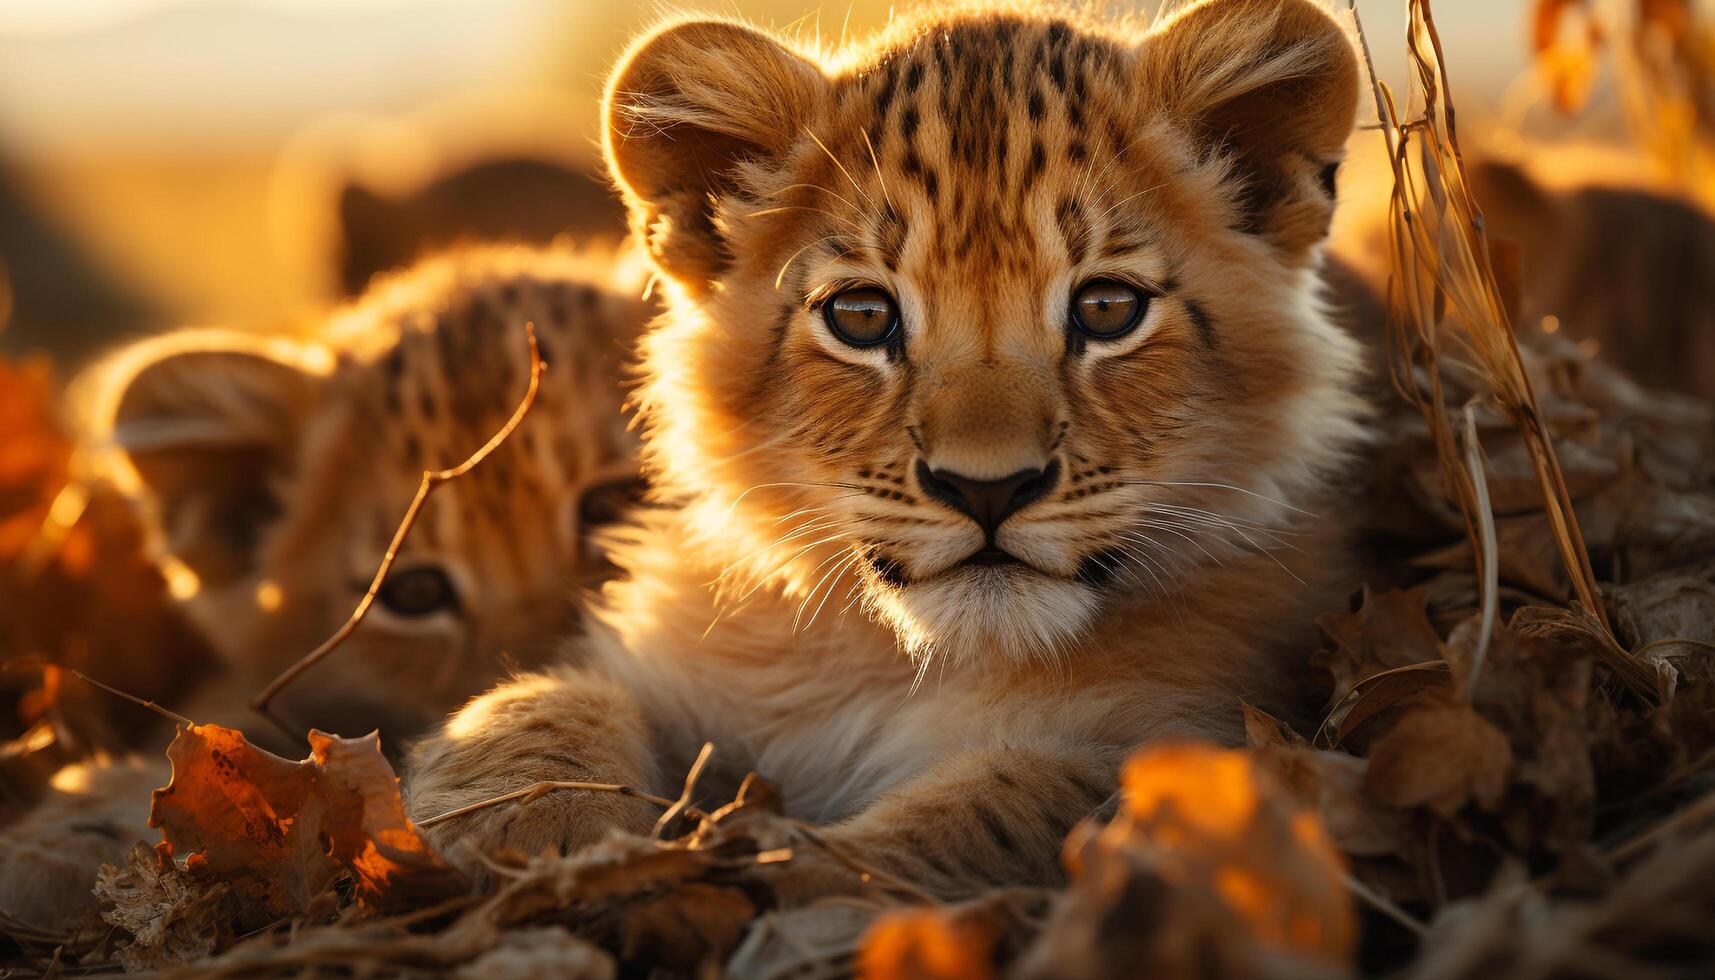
(0, 358, 215, 817)
(76, 724, 466, 972)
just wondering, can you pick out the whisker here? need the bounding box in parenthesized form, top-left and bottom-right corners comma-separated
(776, 234, 843, 289)
(759, 181, 863, 216)
(714, 517, 845, 585)
(797, 549, 863, 633)
(724, 480, 865, 516)
(858, 126, 895, 213)
(1108, 540, 1186, 624)
(731, 530, 855, 603)
(805, 128, 877, 212)
(1145, 504, 1302, 552)
(1124, 522, 1222, 566)
(1121, 480, 1316, 517)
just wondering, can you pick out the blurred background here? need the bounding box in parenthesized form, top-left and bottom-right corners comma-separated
(0, 0, 1707, 379)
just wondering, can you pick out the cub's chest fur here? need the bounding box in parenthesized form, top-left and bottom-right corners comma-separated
(587, 539, 1311, 821)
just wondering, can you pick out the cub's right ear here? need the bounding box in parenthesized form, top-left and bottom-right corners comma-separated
(603, 19, 828, 292)
(95, 331, 329, 587)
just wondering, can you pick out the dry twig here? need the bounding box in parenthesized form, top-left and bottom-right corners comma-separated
(250, 323, 547, 737)
(416, 778, 695, 829)
(2, 657, 195, 729)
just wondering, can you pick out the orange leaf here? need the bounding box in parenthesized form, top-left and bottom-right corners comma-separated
(149, 723, 466, 917)
(860, 906, 1000, 980)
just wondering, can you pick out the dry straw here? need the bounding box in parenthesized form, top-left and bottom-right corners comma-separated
(1351, 0, 1660, 700)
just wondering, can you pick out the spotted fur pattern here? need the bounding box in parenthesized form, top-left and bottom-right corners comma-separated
(406, 0, 1368, 900)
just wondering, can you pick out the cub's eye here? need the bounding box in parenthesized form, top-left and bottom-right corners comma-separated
(823, 286, 900, 347)
(578, 475, 647, 531)
(1070, 279, 1148, 340)
(377, 566, 459, 618)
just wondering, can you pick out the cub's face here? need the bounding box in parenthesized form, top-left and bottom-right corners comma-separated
(94, 250, 645, 737)
(608, 0, 1364, 665)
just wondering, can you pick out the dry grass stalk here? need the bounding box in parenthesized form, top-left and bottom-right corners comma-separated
(1351, 0, 1660, 700)
(250, 323, 547, 737)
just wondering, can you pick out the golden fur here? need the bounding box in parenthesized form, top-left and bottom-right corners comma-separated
(0, 245, 650, 928)
(407, 0, 1366, 900)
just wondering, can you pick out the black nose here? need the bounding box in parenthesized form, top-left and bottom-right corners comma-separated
(916, 460, 1059, 537)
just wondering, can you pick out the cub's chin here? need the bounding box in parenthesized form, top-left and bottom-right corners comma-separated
(860, 557, 1100, 668)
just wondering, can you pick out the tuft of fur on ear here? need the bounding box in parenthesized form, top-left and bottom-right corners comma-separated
(1139, 0, 1360, 259)
(98, 331, 328, 586)
(602, 19, 828, 291)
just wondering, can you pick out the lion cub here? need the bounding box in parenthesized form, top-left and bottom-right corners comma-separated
(0, 245, 649, 927)
(406, 0, 1366, 899)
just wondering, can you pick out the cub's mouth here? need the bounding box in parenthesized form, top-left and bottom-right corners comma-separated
(865, 546, 1068, 588)
(962, 547, 1023, 568)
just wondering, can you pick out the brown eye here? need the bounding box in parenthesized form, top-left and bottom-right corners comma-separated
(823, 286, 900, 347)
(1070, 279, 1148, 339)
(377, 566, 459, 618)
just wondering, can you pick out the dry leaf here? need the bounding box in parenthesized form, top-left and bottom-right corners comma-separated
(1013, 744, 1353, 980)
(453, 926, 615, 980)
(728, 902, 887, 980)
(859, 905, 1003, 980)
(1315, 587, 1446, 701)
(619, 882, 756, 970)
(1246, 704, 1406, 859)
(0, 356, 215, 761)
(857, 890, 1046, 980)
(150, 723, 467, 918)
(1609, 558, 1715, 652)
(1364, 697, 1514, 818)
(95, 841, 242, 972)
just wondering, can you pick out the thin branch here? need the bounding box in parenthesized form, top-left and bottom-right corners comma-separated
(2, 657, 195, 729)
(250, 324, 546, 736)
(416, 779, 696, 829)
(1606, 787, 1715, 865)
(785, 820, 941, 906)
(655, 741, 715, 839)
(408, 758, 941, 906)
(1340, 870, 1430, 939)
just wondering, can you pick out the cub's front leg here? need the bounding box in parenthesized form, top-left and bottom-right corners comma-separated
(404, 666, 660, 876)
(775, 746, 1119, 905)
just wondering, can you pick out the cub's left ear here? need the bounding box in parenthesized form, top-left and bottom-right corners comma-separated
(1138, 0, 1360, 259)
(603, 20, 829, 293)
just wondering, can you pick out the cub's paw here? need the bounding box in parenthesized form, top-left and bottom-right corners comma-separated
(405, 755, 657, 886)
(412, 785, 621, 882)
(401, 667, 660, 887)
(0, 758, 160, 930)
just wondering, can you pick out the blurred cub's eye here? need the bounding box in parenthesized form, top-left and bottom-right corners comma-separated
(578, 475, 647, 530)
(1070, 279, 1148, 340)
(823, 287, 900, 347)
(377, 566, 459, 618)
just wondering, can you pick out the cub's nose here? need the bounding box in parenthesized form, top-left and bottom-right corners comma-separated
(916, 460, 1059, 537)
